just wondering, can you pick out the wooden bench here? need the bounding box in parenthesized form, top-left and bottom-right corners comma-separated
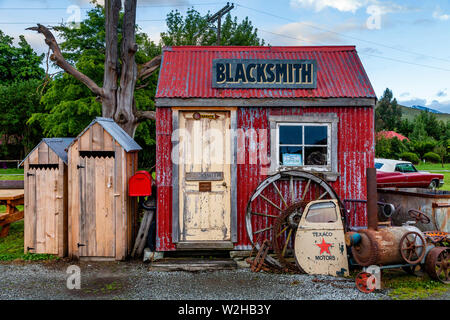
(0, 189, 24, 237)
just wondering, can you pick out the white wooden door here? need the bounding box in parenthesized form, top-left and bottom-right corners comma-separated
(178, 111, 231, 242)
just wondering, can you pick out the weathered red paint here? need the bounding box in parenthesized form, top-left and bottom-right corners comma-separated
(156, 46, 375, 99)
(155, 46, 375, 251)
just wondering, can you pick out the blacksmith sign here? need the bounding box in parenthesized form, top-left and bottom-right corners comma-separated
(212, 59, 317, 89)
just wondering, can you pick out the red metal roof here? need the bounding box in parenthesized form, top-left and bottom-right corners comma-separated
(156, 46, 376, 99)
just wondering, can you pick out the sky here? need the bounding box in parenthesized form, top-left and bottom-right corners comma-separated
(0, 0, 450, 113)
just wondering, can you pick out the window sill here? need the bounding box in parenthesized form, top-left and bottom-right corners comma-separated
(266, 167, 340, 182)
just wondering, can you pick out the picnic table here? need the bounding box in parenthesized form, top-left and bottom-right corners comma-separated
(0, 189, 24, 238)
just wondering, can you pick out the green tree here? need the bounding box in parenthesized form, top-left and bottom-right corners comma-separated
(0, 30, 44, 85)
(375, 88, 402, 132)
(161, 8, 265, 46)
(29, 5, 161, 167)
(0, 30, 45, 159)
(0, 80, 45, 159)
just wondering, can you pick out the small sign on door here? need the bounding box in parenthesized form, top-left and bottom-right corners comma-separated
(199, 182, 212, 192)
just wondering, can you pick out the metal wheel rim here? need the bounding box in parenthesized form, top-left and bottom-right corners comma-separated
(245, 170, 340, 250)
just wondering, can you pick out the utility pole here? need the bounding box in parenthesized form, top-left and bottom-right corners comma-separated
(208, 2, 234, 45)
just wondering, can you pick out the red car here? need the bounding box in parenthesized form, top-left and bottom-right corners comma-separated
(375, 158, 444, 189)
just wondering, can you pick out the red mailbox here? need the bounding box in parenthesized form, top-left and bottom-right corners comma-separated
(129, 171, 152, 196)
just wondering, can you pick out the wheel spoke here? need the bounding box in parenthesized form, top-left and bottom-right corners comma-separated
(281, 228, 293, 257)
(301, 179, 311, 201)
(272, 182, 288, 208)
(290, 175, 294, 203)
(251, 212, 279, 218)
(254, 226, 272, 234)
(259, 194, 282, 212)
(277, 225, 289, 237)
(318, 191, 329, 200)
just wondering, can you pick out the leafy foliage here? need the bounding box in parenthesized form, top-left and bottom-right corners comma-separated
(161, 8, 265, 46)
(375, 88, 402, 132)
(399, 152, 420, 164)
(0, 30, 44, 85)
(0, 31, 45, 159)
(423, 151, 441, 163)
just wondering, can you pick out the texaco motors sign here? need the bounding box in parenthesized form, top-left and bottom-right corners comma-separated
(212, 59, 317, 89)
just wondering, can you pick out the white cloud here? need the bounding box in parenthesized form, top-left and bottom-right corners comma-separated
(272, 20, 366, 45)
(433, 6, 450, 21)
(290, 0, 363, 13)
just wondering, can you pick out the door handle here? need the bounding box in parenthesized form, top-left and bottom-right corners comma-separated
(222, 182, 227, 187)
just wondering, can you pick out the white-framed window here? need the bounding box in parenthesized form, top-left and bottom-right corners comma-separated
(276, 123, 331, 168)
(269, 114, 339, 181)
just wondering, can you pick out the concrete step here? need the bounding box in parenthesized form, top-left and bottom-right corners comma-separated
(149, 258, 237, 272)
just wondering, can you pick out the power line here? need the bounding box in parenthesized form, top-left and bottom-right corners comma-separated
(0, 2, 226, 10)
(0, 19, 166, 25)
(235, 2, 450, 64)
(259, 29, 450, 73)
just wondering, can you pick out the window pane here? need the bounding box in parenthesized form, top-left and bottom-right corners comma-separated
(280, 146, 303, 166)
(304, 147, 327, 165)
(279, 125, 302, 145)
(305, 126, 327, 145)
(395, 163, 416, 173)
(305, 201, 337, 223)
(375, 162, 383, 169)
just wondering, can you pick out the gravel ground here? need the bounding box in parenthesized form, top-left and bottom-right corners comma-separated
(0, 259, 392, 300)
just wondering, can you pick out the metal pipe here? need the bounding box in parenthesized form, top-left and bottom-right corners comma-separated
(367, 167, 378, 231)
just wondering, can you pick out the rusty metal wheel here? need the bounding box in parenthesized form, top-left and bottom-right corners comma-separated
(425, 247, 450, 284)
(399, 231, 426, 265)
(408, 209, 431, 225)
(272, 202, 305, 272)
(245, 170, 340, 261)
(355, 271, 376, 293)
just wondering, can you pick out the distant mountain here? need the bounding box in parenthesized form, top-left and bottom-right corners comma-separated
(409, 105, 442, 114)
(398, 104, 450, 122)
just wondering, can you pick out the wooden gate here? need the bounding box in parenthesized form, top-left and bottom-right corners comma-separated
(78, 156, 116, 257)
(26, 167, 59, 254)
(178, 111, 231, 244)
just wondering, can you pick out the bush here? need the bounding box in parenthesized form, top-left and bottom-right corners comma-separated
(399, 152, 420, 164)
(423, 152, 441, 163)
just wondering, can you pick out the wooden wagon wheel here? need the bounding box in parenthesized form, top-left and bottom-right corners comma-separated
(245, 170, 340, 268)
(425, 247, 450, 284)
(399, 231, 426, 265)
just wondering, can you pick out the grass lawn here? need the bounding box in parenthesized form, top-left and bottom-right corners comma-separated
(382, 269, 449, 300)
(415, 162, 450, 191)
(0, 168, 24, 181)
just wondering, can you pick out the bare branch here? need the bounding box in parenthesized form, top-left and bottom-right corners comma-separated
(138, 55, 162, 81)
(26, 24, 104, 98)
(135, 110, 156, 121)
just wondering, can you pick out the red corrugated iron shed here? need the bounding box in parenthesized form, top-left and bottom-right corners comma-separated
(155, 46, 376, 252)
(156, 46, 376, 99)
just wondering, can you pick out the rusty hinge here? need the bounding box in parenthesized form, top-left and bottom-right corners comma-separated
(27, 246, 34, 252)
(27, 172, 34, 177)
(77, 165, 85, 169)
(77, 243, 86, 248)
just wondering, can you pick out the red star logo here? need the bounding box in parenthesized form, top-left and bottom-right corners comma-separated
(316, 238, 332, 255)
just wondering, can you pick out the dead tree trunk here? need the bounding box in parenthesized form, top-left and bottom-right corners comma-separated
(27, 0, 161, 137)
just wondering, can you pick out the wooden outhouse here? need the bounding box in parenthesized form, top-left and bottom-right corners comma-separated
(154, 46, 377, 252)
(21, 138, 74, 257)
(67, 117, 141, 260)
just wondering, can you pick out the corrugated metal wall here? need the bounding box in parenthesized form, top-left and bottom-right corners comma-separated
(156, 106, 374, 251)
(156, 46, 376, 99)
